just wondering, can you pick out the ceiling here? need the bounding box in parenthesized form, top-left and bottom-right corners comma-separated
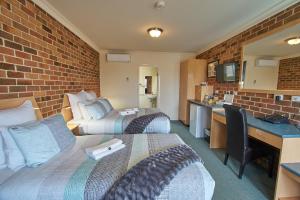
(244, 23, 300, 58)
(45, 0, 296, 52)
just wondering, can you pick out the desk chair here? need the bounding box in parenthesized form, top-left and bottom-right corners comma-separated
(223, 104, 276, 179)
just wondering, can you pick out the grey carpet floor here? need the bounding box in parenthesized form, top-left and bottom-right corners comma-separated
(171, 121, 276, 200)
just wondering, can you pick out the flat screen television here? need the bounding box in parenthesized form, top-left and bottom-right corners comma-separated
(216, 63, 236, 82)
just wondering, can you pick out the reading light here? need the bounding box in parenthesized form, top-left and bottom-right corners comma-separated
(286, 37, 300, 45)
(147, 27, 163, 38)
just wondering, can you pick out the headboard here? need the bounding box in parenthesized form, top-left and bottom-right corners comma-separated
(0, 97, 43, 120)
(61, 94, 73, 122)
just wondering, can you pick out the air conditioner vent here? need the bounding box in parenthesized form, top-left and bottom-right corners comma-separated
(106, 53, 131, 63)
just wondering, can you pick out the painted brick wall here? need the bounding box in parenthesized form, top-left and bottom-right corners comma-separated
(0, 0, 100, 117)
(277, 56, 300, 90)
(196, 2, 300, 124)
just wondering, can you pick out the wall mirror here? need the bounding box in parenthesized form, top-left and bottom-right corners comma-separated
(240, 22, 300, 94)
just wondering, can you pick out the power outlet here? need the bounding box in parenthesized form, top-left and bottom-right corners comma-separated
(292, 96, 300, 102)
(275, 95, 284, 101)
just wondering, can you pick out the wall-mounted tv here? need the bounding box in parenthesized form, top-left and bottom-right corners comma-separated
(216, 62, 237, 83)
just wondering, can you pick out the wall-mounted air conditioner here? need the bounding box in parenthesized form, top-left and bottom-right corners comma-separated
(106, 53, 131, 63)
(255, 59, 278, 67)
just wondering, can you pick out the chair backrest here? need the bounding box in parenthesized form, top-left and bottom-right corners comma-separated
(223, 104, 248, 162)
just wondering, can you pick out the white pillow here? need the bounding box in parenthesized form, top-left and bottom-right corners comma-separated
(0, 100, 36, 126)
(85, 91, 97, 101)
(78, 102, 92, 120)
(67, 93, 88, 120)
(78, 90, 89, 101)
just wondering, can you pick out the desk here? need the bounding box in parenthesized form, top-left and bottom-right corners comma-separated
(211, 110, 300, 200)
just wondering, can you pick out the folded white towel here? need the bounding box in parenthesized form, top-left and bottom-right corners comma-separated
(125, 108, 139, 112)
(88, 144, 126, 160)
(119, 110, 136, 116)
(85, 138, 123, 156)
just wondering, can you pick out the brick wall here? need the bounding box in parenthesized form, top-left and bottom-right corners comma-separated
(0, 0, 100, 117)
(277, 56, 300, 90)
(196, 2, 300, 124)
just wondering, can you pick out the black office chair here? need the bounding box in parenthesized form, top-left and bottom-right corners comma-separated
(223, 104, 276, 179)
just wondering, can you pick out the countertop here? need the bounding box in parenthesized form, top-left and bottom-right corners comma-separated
(281, 163, 300, 177)
(213, 110, 300, 138)
(189, 99, 224, 109)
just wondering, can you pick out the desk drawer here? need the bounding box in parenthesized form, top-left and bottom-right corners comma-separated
(213, 113, 226, 124)
(249, 127, 282, 149)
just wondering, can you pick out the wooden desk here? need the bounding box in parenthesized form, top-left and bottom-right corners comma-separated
(211, 110, 300, 200)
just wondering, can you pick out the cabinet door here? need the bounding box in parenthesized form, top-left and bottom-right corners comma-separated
(179, 62, 188, 122)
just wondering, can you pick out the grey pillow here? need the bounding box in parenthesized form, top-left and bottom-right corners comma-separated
(98, 98, 113, 112)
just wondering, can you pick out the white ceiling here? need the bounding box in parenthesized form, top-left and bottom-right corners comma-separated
(244, 23, 300, 58)
(45, 0, 297, 52)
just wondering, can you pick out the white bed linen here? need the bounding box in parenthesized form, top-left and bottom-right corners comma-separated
(69, 109, 171, 134)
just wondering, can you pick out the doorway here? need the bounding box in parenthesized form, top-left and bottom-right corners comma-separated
(138, 66, 159, 108)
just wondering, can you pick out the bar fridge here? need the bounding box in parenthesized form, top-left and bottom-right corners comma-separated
(189, 103, 211, 138)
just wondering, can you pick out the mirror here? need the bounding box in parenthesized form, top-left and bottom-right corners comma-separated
(241, 22, 300, 91)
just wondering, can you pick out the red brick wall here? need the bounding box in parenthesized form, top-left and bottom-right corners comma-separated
(0, 0, 100, 117)
(277, 56, 300, 90)
(196, 2, 300, 124)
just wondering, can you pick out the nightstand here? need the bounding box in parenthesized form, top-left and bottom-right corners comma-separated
(67, 123, 80, 136)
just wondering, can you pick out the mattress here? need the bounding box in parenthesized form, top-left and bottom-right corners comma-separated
(0, 134, 215, 200)
(70, 108, 171, 134)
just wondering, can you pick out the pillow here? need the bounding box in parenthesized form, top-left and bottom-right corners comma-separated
(78, 102, 92, 120)
(98, 98, 113, 113)
(85, 91, 97, 101)
(0, 128, 25, 171)
(0, 135, 6, 169)
(0, 100, 36, 126)
(67, 93, 88, 120)
(85, 102, 107, 120)
(78, 90, 89, 101)
(0, 100, 37, 171)
(8, 114, 75, 167)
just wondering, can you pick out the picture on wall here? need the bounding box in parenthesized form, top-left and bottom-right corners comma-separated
(207, 60, 219, 77)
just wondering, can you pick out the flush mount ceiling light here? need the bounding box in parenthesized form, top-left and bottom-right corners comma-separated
(285, 37, 300, 45)
(154, 0, 166, 9)
(147, 27, 163, 38)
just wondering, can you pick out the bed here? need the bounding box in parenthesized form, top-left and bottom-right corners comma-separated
(62, 94, 171, 135)
(68, 108, 171, 135)
(0, 133, 215, 200)
(0, 97, 215, 200)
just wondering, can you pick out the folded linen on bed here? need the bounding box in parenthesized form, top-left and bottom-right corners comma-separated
(119, 110, 136, 116)
(88, 144, 125, 160)
(85, 138, 125, 160)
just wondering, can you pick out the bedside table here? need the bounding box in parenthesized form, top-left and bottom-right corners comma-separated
(67, 123, 80, 136)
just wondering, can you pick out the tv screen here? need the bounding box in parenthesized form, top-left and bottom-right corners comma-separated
(223, 63, 236, 82)
(216, 63, 236, 82)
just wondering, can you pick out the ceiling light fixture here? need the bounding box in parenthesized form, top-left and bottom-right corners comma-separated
(285, 37, 300, 45)
(147, 27, 163, 38)
(154, 0, 166, 9)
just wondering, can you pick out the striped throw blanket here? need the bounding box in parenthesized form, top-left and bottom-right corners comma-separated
(104, 144, 201, 200)
(124, 112, 170, 134)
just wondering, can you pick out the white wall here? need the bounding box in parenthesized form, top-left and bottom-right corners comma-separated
(100, 51, 195, 120)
